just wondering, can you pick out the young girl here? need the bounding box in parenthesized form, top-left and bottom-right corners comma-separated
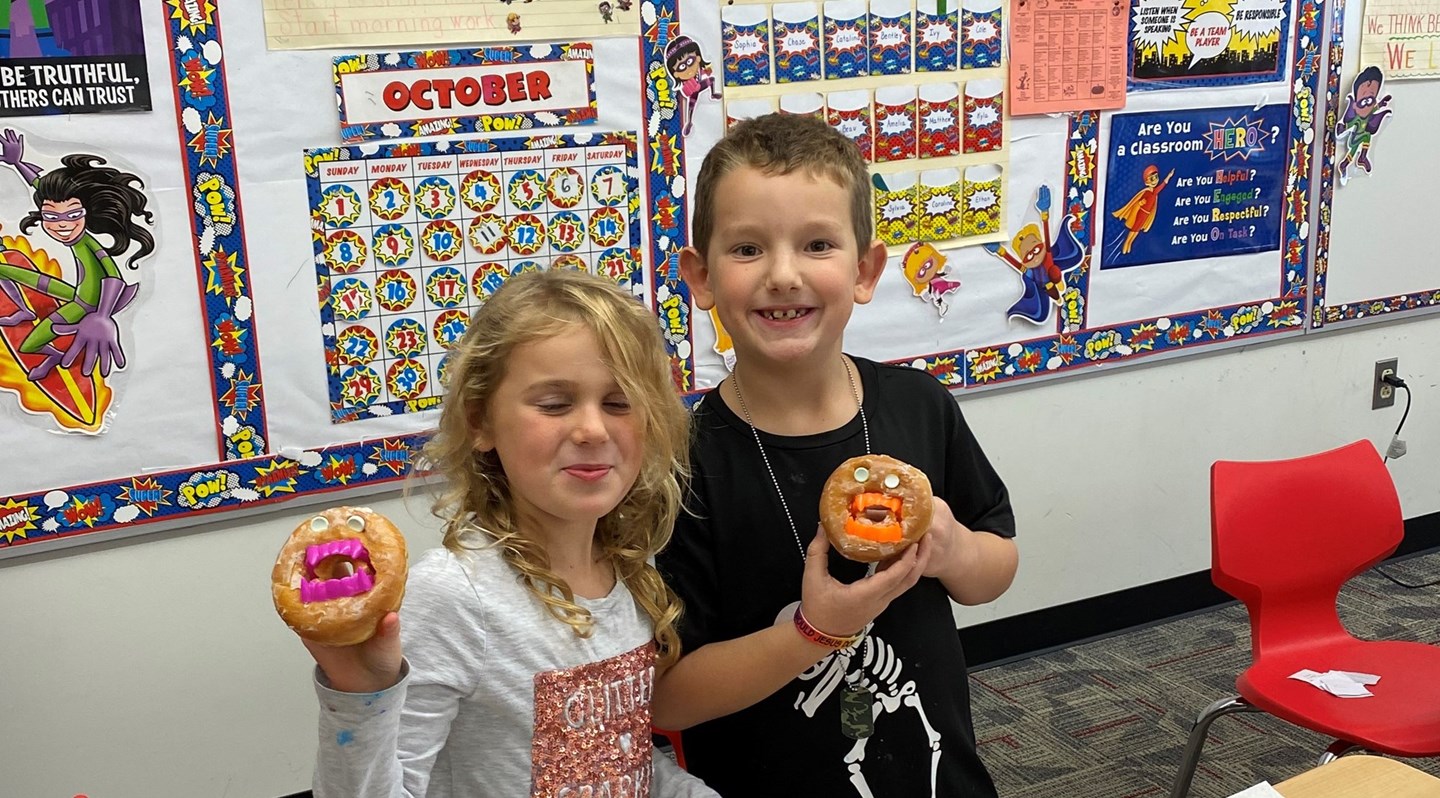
(302, 269, 717, 798)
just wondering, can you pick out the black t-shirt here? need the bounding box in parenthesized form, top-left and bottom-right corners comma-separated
(658, 357, 1015, 798)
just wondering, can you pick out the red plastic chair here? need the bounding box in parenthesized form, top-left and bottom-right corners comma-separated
(654, 727, 687, 770)
(1171, 440, 1440, 797)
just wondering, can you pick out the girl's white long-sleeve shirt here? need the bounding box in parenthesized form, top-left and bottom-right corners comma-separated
(313, 546, 717, 798)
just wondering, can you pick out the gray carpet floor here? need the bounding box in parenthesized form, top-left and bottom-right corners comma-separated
(970, 550, 1440, 797)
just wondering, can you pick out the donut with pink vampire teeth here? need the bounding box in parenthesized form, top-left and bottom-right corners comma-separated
(272, 506, 408, 646)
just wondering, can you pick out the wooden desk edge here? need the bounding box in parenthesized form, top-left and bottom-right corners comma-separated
(1276, 756, 1440, 798)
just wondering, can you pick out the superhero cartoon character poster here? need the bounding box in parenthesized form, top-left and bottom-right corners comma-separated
(0, 0, 150, 116)
(0, 128, 153, 433)
(983, 185, 1086, 325)
(1334, 66, 1393, 186)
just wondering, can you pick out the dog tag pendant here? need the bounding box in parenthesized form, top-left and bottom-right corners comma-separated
(840, 683, 874, 740)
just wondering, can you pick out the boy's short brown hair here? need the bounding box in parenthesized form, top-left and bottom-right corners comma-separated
(690, 113, 872, 257)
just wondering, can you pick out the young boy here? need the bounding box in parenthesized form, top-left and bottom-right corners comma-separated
(654, 112, 1019, 797)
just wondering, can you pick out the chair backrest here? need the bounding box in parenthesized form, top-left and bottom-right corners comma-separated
(1211, 440, 1403, 656)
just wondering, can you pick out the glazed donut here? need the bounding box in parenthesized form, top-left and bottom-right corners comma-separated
(819, 455, 934, 563)
(271, 506, 408, 646)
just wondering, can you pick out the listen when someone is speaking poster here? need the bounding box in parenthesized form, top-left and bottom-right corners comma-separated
(0, 0, 150, 116)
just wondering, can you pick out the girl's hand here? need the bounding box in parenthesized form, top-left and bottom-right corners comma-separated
(300, 612, 405, 694)
(798, 526, 930, 638)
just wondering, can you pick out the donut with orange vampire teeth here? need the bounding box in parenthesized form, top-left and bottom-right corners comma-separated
(272, 506, 408, 645)
(820, 455, 934, 563)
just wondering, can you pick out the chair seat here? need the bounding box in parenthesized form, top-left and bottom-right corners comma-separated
(1239, 639, 1440, 757)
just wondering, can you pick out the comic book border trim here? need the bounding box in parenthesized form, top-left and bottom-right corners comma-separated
(307, 132, 643, 423)
(642, 0, 694, 391)
(1309, 0, 1440, 328)
(165, 0, 272, 461)
(0, 434, 428, 552)
(333, 44, 601, 144)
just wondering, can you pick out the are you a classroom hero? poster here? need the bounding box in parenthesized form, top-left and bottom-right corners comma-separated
(1101, 104, 1288, 269)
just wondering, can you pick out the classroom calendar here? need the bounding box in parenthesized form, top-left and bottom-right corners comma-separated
(304, 133, 642, 422)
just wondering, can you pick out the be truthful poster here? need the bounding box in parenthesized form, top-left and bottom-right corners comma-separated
(0, 0, 151, 116)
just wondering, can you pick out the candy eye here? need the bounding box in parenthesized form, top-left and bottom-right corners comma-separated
(883, 474, 900, 490)
(346, 514, 367, 532)
(309, 516, 328, 533)
(853, 466, 870, 482)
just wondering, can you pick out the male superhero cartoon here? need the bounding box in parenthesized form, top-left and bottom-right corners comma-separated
(1336, 66, 1393, 186)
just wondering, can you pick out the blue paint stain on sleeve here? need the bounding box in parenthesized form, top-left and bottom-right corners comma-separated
(336, 729, 355, 746)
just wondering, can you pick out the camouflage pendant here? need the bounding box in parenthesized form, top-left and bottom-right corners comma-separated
(840, 682, 874, 740)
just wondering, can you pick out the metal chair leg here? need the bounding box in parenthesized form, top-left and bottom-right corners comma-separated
(1316, 739, 1364, 766)
(1170, 696, 1262, 798)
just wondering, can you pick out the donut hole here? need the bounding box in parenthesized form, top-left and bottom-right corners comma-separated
(860, 503, 898, 525)
(310, 554, 372, 581)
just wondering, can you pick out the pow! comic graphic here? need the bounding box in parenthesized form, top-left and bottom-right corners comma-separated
(0, 128, 153, 433)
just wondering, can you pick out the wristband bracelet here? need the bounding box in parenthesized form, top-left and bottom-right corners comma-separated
(793, 605, 864, 650)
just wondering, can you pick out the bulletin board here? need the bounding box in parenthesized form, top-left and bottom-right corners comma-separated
(0, 0, 1328, 557)
(1309, 0, 1440, 328)
(680, 0, 1318, 393)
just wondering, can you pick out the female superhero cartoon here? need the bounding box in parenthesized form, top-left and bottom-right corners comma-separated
(901, 241, 962, 318)
(665, 35, 721, 136)
(983, 185, 1086, 324)
(0, 129, 152, 380)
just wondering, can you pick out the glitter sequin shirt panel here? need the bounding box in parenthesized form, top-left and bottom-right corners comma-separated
(313, 546, 717, 798)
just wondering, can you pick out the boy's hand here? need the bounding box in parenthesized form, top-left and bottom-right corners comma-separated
(798, 527, 930, 638)
(917, 497, 973, 582)
(301, 612, 405, 694)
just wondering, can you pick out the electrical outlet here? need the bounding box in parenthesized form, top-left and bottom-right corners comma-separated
(1373, 358, 1398, 409)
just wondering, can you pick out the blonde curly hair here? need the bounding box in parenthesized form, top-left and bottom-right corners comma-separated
(421, 268, 690, 669)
